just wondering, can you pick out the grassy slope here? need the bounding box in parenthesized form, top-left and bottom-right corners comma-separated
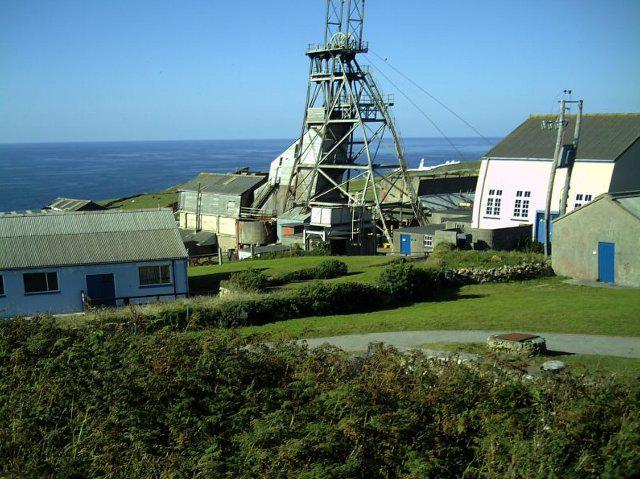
(239, 276, 640, 339)
(189, 255, 391, 293)
(98, 191, 178, 210)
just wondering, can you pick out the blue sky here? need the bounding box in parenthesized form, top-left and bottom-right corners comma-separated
(1, 0, 639, 143)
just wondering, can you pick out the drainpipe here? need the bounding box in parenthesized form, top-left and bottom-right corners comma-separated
(172, 259, 177, 299)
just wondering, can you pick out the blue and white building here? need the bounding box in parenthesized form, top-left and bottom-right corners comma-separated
(0, 209, 189, 318)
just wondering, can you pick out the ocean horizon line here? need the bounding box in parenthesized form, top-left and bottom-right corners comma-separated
(0, 136, 503, 147)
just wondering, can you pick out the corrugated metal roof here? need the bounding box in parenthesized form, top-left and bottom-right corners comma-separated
(178, 173, 266, 195)
(485, 114, 640, 160)
(420, 193, 475, 211)
(277, 207, 311, 223)
(395, 224, 448, 235)
(0, 209, 187, 270)
(48, 197, 104, 211)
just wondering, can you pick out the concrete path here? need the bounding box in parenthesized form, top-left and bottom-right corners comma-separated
(300, 331, 640, 358)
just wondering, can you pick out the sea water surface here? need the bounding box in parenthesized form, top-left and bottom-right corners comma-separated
(0, 137, 498, 212)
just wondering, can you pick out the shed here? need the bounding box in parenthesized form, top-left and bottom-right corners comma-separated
(47, 197, 106, 212)
(552, 191, 640, 287)
(392, 224, 456, 256)
(0, 209, 189, 317)
(177, 172, 269, 251)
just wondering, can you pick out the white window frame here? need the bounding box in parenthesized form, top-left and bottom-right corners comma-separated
(513, 190, 531, 219)
(485, 189, 503, 217)
(139, 265, 172, 287)
(23, 271, 60, 295)
(423, 235, 433, 248)
(574, 193, 593, 209)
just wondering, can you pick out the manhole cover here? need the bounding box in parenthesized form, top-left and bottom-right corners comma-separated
(494, 333, 540, 343)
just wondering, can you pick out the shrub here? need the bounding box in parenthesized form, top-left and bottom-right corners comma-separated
(433, 241, 458, 254)
(378, 261, 439, 303)
(222, 269, 270, 293)
(1, 321, 638, 478)
(272, 259, 349, 284)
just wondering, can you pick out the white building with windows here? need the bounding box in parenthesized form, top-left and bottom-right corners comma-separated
(472, 114, 640, 243)
(0, 209, 189, 318)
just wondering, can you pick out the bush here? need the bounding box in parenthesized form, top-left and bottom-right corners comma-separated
(272, 259, 349, 284)
(221, 269, 270, 293)
(1, 320, 638, 478)
(378, 261, 439, 303)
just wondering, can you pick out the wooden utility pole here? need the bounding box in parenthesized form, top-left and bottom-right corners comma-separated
(559, 100, 584, 215)
(543, 100, 568, 257)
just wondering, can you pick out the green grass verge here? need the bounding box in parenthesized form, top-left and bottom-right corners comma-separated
(418, 342, 640, 384)
(239, 276, 640, 339)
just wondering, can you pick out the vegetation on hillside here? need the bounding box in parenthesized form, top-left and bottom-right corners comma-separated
(1, 316, 638, 478)
(98, 190, 178, 210)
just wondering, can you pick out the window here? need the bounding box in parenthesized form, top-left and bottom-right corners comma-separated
(139, 265, 171, 286)
(574, 193, 593, 209)
(513, 190, 531, 218)
(0, 275, 4, 295)
(23, 272, 59, 294)
(423, 235, 433, 248)
(485, 189, 503, 217)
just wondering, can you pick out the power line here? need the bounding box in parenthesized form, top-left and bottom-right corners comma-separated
(369, 50, 494, 146)
(365, 54, 467, 161)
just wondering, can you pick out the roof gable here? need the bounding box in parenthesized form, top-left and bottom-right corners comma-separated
(486, 114, 640, 161)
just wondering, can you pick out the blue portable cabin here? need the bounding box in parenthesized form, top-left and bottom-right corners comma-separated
(0, 209, 189, 318)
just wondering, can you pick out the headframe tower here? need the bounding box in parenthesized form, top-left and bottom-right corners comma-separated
(284, 0, 426, 244)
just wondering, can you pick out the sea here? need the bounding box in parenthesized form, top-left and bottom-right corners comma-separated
(0, 137, 498, 212)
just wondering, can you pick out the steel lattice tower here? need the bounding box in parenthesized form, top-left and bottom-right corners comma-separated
(284, 0, 426, 243)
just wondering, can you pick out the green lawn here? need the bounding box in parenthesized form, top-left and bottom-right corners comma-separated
(189, 255, 392, 293)
(239, 276, 640, 339)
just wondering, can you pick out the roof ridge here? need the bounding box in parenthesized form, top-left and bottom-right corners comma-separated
(0, 208, 173, 218)
(529, 113, 640, 118)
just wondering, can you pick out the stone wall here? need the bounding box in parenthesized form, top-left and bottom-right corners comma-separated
(445, 261, 554, 286)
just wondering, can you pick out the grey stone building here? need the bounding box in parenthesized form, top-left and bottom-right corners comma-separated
(552, 191, 640, 287)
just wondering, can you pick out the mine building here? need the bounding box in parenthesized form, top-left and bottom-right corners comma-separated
(177, 171, 275, 252)
(46, 197, 106, 212)
(0, 209, 189, 318)
(552, 191, 640, 287)
(471, 114, 640, 246)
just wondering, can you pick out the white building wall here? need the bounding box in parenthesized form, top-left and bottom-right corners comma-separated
(472, 158, 615, 231)
(0, 259, 189, 318)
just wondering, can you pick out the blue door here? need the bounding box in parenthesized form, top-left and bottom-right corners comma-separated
(598, 242, 615, 283)
(536, 211, 559, 246)
(400, 234, 411, 255)
(86, 274, 116, 306)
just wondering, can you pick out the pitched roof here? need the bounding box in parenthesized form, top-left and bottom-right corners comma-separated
(612, 191, 640, 220)
(178, 173, 266, 195)
(0, 209, 187, 270)
(485, 114, 640, 160)
(553, 191, 640, 223)
(48, 197, 105, 211)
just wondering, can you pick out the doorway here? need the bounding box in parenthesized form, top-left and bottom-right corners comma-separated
(86, 274, 116, 307)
